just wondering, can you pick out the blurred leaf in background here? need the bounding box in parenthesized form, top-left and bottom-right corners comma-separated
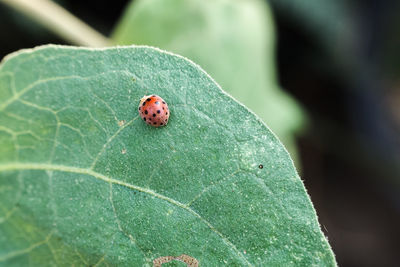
(269, 0, 400, 181)
(269, 0, 355, 67)
(112, 0, 306, 163)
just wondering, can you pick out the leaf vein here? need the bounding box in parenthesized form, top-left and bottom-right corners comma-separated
(0, 230, 54, 262)
(109, 182, 151, 264)
(0, 163, 252, 266)
(186, 169, 241, 207)
(90, 115, 139, 170)
(0, 70, 136, 111)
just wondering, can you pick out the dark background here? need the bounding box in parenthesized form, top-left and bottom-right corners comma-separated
(1, 1, 399, 266)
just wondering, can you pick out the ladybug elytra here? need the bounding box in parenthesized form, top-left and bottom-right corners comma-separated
(138, 95, 169, 127)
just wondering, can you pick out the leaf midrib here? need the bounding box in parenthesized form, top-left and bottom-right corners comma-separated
(0, 162, 252, 266)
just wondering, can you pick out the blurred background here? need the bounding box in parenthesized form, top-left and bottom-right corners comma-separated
(1, 0, 399, 266)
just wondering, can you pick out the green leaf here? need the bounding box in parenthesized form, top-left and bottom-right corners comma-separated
(112, 0, 306, 161)
(0, 45, 335, 266)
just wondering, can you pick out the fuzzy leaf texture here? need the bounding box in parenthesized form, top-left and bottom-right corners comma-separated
(112, 0, 306, 161)
(0, 46, 335, 266)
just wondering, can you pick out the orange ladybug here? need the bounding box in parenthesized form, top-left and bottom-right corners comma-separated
(138, 95, 169, 127)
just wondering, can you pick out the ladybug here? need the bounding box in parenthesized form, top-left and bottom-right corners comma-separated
(138, 95, 169, 127)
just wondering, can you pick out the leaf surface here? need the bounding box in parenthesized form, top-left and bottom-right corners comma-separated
(0, 45, 335, 266)
(112, 0, 305, 159)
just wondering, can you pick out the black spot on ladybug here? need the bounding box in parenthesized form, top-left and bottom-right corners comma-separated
(152, 95, 156, 97)
(162, 101, 166, 104)
(160, 123, 163, 125)
(139, 107, 141, 110)
(143, 118, 146, 121)
(155, 101, 159, 105)
(259, 164, 263, 169)
(166, 112, 168, 115)
(145, 110, 148, 115)
(149, 118, 152, 121)
(153, 122, 157, 125)
(162, 107, 165, 110)
(142, 102, 146, 106)
(157, 110, 160, 114)
(153, 114, 156, 117)
(146, 98, 151, 102)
